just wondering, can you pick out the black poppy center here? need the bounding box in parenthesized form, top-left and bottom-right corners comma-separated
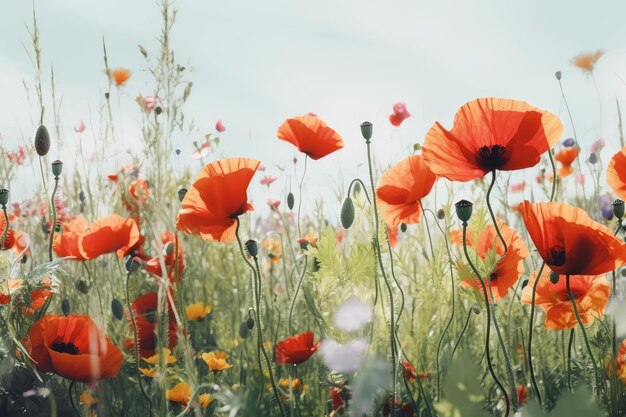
(51, 341, 80, 355)
(547, 246, 566, 267)
(489, 272, 498, 283)
(477, 145, 507, 171)
(144, 308, 157, 323)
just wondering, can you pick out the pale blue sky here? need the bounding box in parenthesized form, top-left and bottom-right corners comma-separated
(1, 0, 626, 217)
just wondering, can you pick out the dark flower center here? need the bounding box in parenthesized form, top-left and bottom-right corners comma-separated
(50, 342, 80, 355)
(489, 272, 498, 283)
(477, 145, 507, 171)
(144, 308, 157, 323)
(547, 246, 566, 267)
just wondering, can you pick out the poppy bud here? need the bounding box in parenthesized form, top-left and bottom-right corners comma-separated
(360, 121, 373, 141)
(555, 71, 562, 81)
(436, 209, 445, 220)
(155, 106, 163, 115)
(400, 223, 407, 233)
(51, 160, 63, 177)
(111, 298, 124, 320)
(588, 153, 598, 164)
(612, 199, 625, 220)
(175, 149, 181, 155)
(61, 299, 70, 316)
(75, 279, 90, 294)
(164, 241, 175, 256)
(562, 138, 576, 147)
(79, 190, 86, 203)
(0, 189, 8, 207)
(521, 279, 529, 290)
(245, 240, 258, 258)
(125, 255, 142, 273)
(178, 188, 188, 202)
(340, 197, 355, 229)
(246, 317, 255, 329)
(454, 200, 473, 223)
(54, 223, 61, 232)
(105, 92, 110, 99)
(471, 307, 481, 315)
(287, 192, 295, 210)
(239, 321, 250, 339)
(35, 125, 51, 157)
(622, 268, 626, 278)
(549, 271, 559, 284)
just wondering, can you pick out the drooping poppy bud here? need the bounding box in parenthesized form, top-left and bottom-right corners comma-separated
(35, 125, 50, 156)
(111, 298, 124, 321)
(177, 188, 188, 202)
(549, 271, 559, 284)
(125, 255, 142, 273)
(61, 299, 71, 316)
(340, 197, 355, 229)
(287, 192, 295, 210)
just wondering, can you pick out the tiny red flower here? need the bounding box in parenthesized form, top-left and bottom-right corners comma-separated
(274, 331, 320, 365)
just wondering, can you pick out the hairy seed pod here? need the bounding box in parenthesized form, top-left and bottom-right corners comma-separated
(35, 125, 50, 157)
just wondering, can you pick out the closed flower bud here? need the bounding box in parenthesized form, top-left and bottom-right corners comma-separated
(35, 125, 51, 156)
(245, 239, 258, 258)
(178, 188, 188, 202)
(0, 189, 8, 207)
(612, 199, 625, 219)
(436, 209, 445, 220)
(155, 106, 163, 115)
(471, 307, 481, 315)
(125, 255, 142, 273)
(521, 279, 529, 289)
(400, 223, 407, 233)
(555, 71, 562, 81)
(164, 241, 175, 256)
(111, 298, 124, 320)
(239, 321, 250, 339)
(51, 160, 63, 177)
(340, 197, 355, 229)
(61, 299, 70, 316)
(360, 121, 373, 141)
(454, 200, 473, 223)
(246, 317, 255, 329)
(287, 192, 295, 210)
(549, 271, 559, 284)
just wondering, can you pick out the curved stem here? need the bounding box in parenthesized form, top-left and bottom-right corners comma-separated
(125, 271, 153, 413)
(48, 176, 59, 262)
(486, 170, 507, 253)
(234, 219, 286, 417)
(451, 307, 479, 360)
(566, 274, 601, 396)
(488, 284, 517, 406)
(68, 380, 79, 417)
(365, 139, 397, 414)
(548, 149, 557, 202)
(288, 255, 308, 334)
(296, 155, 308, 238)
(346, 178, 372, 205)
(567, 328, 574, 392)
(0, 205, 9, 250)
(527, 262, 546, 405)
(462, 222, 510, 417)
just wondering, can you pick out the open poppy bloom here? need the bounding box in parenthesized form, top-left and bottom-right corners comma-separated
(167, 381, 192, 404)
(376, 155, 437, 226)
(176, 158, 260, 243)
(53, 217, 89, 260)
(423, 98, 563, 182)
(201, 351, 233, 372)
(110, 68, 131, 86)
(607, 146, 626, 201)
(145, 232, 184, 282)
(571, 50, 604, 74)
(274, 331, 320, 365)
(79, 214, 140, 260)
(23, 314, 122, 382)
(389, 102, 412, 127)
(124, 292, 178, 357)
(277, 115, 344, 160)
(461, 221, 528, 302)
(518, 201, 626, 276)
(554, 147, 579, 178)
(520, 268, 610, 330)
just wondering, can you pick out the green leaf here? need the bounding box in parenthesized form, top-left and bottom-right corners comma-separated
(435, 353, 490, 417)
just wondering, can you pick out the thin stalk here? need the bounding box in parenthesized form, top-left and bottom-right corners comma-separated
(0, 205, 9, 250)
(486, 170, 507, 252)
(527, 262, 546, 405)
(451, 307, 479, 360)
(296, 155, 308, 238)
(548, 150, 557, 202)
(567, 328, 574, 392)
(288, 255, 308, 334)
(365, 138, 397, 414)
(566, 274, 601, 396)
(488, 284, 517, 406)
(125, 270, 153, 413)
(48, 176, 59, 262)
(462, 222, 510, 417)
(68, 380, 79, 417)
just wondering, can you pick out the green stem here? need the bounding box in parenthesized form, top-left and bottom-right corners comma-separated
(567, 328, 574, 392)
(548, 149, 557, 202)
(462, 222, 510, 417)
(451, 307, 479, 360)
(0, 205, 9, 250)
(68, 380, 79, 417)
(365, 138, 397, 414)
(288, 256, 308, 334)
(527, 262, 546, 405)
(566, 274, 601, 396)
(486, 170, 507, 252)
(48, 176, 59, 262)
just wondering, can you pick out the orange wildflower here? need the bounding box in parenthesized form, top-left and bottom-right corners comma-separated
(176, 158, 260, 243)
(110, 68, 131, 86)
(520, 268, 610, 330)
(201, 351, 233, 372)
(167, 381, 192, 404)
(554, 147, 579, 178)
(277, 115, 344, 160)
(423, 98, 563, 182)
(607, 146, 626, 201)
(376, 155, 437, 226)
(185, 302, 212, 320)
(571, 50, 604, 74)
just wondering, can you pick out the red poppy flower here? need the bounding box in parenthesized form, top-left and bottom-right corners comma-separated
(520, 268, 610, 330)
(124, 292, 178, 358)
(145, 232, 184, 282)
(607, 146, 626, 201)
(78, 215, 140, 260)
(124, 179, 150, 214)
(617, 340, 626, 384)
(461, 221, 528, 302)
(423, 98, 563, 182)
(274, 331, 320, 365)
(176, 158, 260, 243)
(23, 314, 122, 382)
(517, 386, 528, 406)
(554, 147, 579, 177)
(400, 360, 417, 383)
(53, 217, 89, 260)
(518, 201, 626, 275)
(376, 155, 437, 227)
(277, 115, 344, 160)
(389, 102, 412, 127)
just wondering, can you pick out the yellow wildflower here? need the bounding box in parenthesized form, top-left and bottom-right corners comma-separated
(199, 393, 214, 408)
(186, 302, 212, 320)
(166, 381, 192, 404)
(201, 351, 234, 372)
(142, 348, 176, 365)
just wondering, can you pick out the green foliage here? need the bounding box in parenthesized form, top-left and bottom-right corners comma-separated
(435, 353, 491, 417)
(522, 386, 605, 417)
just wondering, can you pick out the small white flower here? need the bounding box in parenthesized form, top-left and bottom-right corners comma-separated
(333, 295, 372, 332)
